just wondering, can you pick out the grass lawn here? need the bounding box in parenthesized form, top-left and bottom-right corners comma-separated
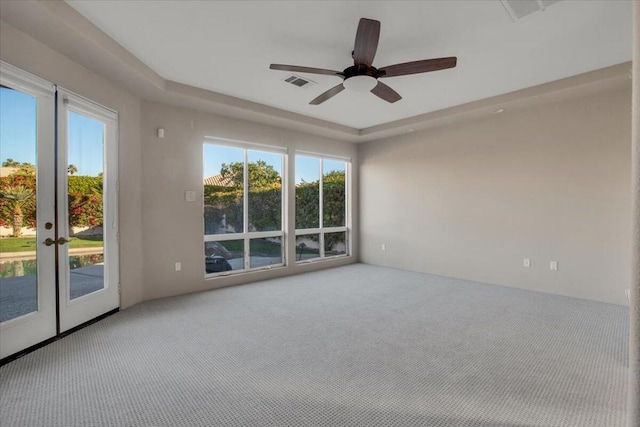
(221, 239, 282, 256)
(250, 239, 282, 256)
(0, 236, 103, 253)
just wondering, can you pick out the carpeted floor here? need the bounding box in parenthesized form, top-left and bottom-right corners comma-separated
(0, 264, 629, 426)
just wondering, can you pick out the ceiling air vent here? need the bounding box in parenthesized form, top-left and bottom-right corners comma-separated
(540, 0, 562, 7)
(284, 75, 315, 88)
(501, 0, 563, 21)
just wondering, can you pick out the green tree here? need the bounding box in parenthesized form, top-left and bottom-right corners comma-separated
(295, 181, 320, 229)
(15, 163, 35, 176)
(68, 164, 78, 175)
(295, 170, 346, 230)
(0, 185, 35, 237)
(67, 176, 103, 228)
(68, 176, 102, 194)
(221, 160, 281, 189)
(0, 174, 36, 229)
(2, 159, 34, 175)
(2, 158, 20, 167)
(322, 170, 346, 227)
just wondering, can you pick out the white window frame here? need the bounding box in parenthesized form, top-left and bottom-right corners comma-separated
(203, 137, 286, 277)
(294, 153, 350, 262)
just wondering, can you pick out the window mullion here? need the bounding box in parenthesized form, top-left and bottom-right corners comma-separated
(247, 230, 283, 239)
(319, 158, 323, 230)
(243, 149, 250, 270)
(295, 228, 322, 235)
(319, 233, 325, 258)
(281, 153, 286, 265)
(345, 161, 349, 229)
(319, 158, 325, 258)
(322, 226, 347, 233)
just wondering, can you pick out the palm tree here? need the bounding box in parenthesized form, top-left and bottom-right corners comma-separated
(67, 164, 78, 175)
(0, 186, 35, 237)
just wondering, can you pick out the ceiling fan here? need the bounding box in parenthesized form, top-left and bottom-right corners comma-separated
(270, 18, 457, 105)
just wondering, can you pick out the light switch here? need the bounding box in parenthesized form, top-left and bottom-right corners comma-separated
(185, 190, 196, 202)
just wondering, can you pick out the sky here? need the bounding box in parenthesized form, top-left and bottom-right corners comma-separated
(1, 87, 104, 176)
(0, 87, 36, 166)
(203, 143, 345, 185)
(1, 86, 345, 182)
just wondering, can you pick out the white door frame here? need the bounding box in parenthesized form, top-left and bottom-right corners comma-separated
(0, 62, 57, 359)
(56, 88, 119, 333)
(0, 63, 121, 360)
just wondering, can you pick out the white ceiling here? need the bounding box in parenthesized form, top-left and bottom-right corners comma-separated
(66, 0, 632, 129)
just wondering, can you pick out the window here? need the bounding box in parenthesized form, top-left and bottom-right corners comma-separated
(203, 140, 285, 275)
(295, 155, 349, 261)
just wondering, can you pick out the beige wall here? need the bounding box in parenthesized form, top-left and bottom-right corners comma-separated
(140, 101, 358, 301)
(0, 21, 145, 308)
(359, 84, 632, 305)
(3, 11, 630, 308)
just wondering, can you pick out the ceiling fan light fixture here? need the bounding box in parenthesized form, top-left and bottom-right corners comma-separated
(343, 75, 377, 92)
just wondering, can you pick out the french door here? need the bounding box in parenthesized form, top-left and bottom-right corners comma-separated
(0, 62, 119, 360)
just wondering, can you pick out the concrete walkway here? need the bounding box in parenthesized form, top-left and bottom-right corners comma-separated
(0, 247, 104, 260)
(0, 265, 104, 323)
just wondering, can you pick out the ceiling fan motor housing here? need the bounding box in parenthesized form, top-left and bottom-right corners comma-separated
(342, 65, 384, 79)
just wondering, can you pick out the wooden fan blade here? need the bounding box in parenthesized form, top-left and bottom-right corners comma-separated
(370, 81, 402, 103)
(270, 64, 342, 77)
(353, 18, 380, 66)
(310, 83, 345, 105)
(378, 57, 457, 78)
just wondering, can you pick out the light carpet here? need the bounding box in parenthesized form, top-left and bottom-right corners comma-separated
(0, 264, 629, 426)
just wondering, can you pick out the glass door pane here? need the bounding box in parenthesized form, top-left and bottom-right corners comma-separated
(204, 240, 243, 273)
(322, 160, 346, 228)
(66, 111, 105, 300)
(295, 234, 320, 261)
(203, 145, 244, 235)
(249, 237, 282, 268)
(247, 150, 282, 232)
(0, 86, 38, 321)
(295, 156, 320, 229)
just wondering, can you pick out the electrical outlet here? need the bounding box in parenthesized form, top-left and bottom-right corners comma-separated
(523, 258, 531, 268)
(550, 261, 558, 271)
(381, 243, 386, 251)
(175, 262, 181, 272)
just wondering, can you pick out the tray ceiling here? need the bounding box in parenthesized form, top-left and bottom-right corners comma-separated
(66, 0, 632, 129)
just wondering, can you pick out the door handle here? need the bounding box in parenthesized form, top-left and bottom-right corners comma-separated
(44, 237, 70, 246)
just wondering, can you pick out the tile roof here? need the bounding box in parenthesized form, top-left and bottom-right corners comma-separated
(0, 167, 19, 178)
(203, 174, 233, 187)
